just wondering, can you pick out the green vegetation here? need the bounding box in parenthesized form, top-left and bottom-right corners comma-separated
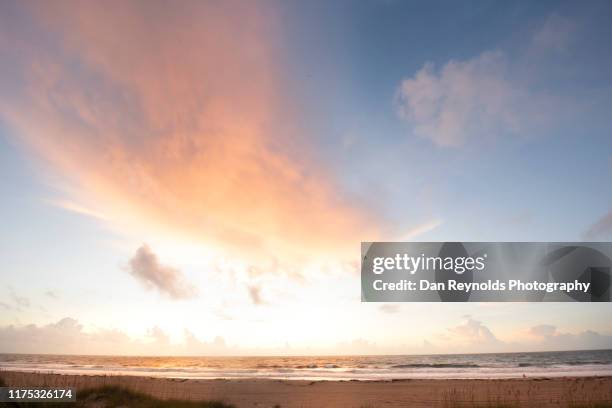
(75, 386, 234, 408)
(440, 402, 612, 408)
(365, 405, 518, 408)
(570, 404, 612, 408)
(0, 383, 235, 408)
(442, 404, 517, 408)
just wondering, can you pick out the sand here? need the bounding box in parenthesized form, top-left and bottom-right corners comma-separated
(1, 371, 611, 407)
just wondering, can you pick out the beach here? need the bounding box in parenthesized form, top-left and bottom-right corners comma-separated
(2, 370, 612, 407)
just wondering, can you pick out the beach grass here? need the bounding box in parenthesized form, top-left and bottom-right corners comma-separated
(77, 385, 235, 408)
(0, 380, 235, 408)
(570, 404, 612, 408)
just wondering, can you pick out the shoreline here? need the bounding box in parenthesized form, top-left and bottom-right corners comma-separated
(2, 370, 612, 407)
(3, 367, 612, 381)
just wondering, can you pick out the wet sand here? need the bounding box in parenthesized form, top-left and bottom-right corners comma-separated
(1, 370, 611, 407)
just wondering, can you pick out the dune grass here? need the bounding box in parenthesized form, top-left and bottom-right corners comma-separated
(75, 385, 235, 407)
(2, 375, 611, 408)
(0, 377, 234, 408)
(570, 404, 612, 408)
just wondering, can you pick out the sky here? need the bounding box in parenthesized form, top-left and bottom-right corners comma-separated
(0, 0, 611, 355)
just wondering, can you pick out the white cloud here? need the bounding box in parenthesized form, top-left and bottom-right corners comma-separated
(427, 318, 612, 353)
(396, 14, 576, 148)
(147, 326, 170, 345)
(447, 318, 500, 347)
(0, 318, 130, 355)
(183, 329, 227, 354)
(128, 245, 197, 300)
(1, 317, 611, 355)
(529, 324, 612, 351)
(397, 51, 543, 147)
(0, 317, 228, 355)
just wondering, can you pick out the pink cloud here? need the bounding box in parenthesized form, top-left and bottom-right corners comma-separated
(0, 1, 379, 267)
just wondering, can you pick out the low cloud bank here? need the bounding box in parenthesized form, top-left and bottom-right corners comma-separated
(427, 318, 612, 354)
(0, 318, 227, 355)
(1, 317, 611, 356)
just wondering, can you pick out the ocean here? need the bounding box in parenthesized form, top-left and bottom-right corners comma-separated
(1, 349, 611, 381)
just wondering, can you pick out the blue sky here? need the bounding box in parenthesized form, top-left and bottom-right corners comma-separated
(276, 0, 612, 242)
(0, 0, 611, 355)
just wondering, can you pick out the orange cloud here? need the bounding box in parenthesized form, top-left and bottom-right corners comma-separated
(0, 0, 378, 264)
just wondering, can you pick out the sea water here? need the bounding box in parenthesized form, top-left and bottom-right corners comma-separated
(1, 349, 611, 381)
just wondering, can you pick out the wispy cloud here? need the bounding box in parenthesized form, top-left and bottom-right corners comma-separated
(45, 198, 109, 221)
(45, 290, 59, 299)
(247, 284, 265, 305)
(378, 304, 401, 314)
(128, 245, 197, 300)
(584, 210, 612, 239)
(0, 0, 378, 269)
(1, 288, 31, 311)
(397, 219, 442, 241)
(531, 13, 576, 53)
(10, 289, 30, 309)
